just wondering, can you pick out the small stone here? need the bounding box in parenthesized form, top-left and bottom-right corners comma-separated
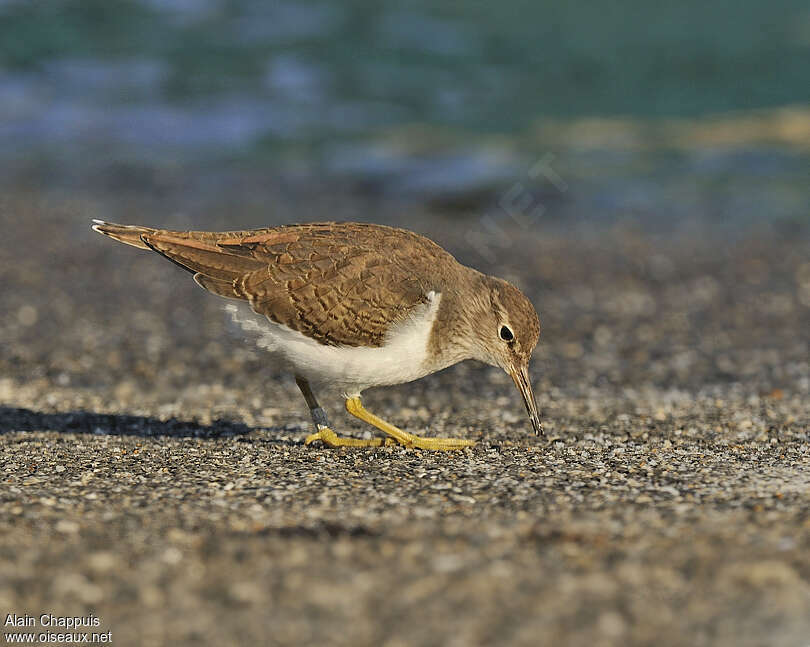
(52, 573, 103, 604)
(17, 305, 38, 327)
(87, 552, 117, 573)
(55, 520, 80, 534)
(597, 611, 626, 638)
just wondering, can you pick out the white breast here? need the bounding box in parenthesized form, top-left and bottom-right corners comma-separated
(225, 292, 443, 397)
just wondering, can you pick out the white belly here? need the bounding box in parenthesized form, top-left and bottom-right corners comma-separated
(224, 292, 443, 397)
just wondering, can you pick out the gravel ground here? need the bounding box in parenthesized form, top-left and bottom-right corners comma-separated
(1, 186, 809, 646)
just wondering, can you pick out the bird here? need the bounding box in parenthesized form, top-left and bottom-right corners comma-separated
(91, 220, 542, 450)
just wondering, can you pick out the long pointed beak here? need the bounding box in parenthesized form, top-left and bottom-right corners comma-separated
(509, 363, 543, 436)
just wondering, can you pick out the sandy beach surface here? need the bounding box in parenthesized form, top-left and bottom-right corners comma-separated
(1, 182, 809, 646)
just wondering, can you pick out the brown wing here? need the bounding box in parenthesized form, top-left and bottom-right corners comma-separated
(93, 220, 453, 347)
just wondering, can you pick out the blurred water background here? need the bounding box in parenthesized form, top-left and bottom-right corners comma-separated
(0, 0, 808, 230)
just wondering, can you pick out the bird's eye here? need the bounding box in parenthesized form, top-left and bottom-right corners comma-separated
(499, 325, 514, 342)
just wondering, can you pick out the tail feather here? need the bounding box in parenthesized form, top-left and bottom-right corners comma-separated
(91, 219, 155, 250)
(139, 231, 264, 280)
(91, 219, 263, 301)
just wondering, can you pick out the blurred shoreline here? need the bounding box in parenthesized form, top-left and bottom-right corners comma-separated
(2, 0, 809, 223)
(5, 113, 807, 234)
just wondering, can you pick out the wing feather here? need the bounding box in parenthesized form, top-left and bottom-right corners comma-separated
(96, 221, 456, 347)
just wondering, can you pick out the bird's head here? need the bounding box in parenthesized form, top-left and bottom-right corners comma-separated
(468, 276, 542, 435)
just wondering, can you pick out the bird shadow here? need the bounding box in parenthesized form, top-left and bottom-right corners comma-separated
(0, 406, 296, 444)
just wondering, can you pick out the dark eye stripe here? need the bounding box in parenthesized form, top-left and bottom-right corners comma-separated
(500, 326, 514, 341)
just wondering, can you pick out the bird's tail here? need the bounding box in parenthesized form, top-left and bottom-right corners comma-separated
(90, 219, 156, 250)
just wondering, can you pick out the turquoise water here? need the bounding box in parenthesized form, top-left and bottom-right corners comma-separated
(1, 0, 808, 217)
(3, 0, 809, 135)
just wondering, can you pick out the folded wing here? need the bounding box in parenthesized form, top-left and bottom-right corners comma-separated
(92, 221, 440, 347)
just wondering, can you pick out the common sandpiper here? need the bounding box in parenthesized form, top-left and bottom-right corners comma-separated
(92, 220, 542, 449)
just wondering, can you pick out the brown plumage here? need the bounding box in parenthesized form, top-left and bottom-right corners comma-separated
(92, 219, 543, 440)
(93, 221, 458, 347)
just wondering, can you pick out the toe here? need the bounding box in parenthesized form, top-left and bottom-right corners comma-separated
(412, 436, 475, 450)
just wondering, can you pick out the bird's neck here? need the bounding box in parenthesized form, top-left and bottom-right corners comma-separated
(426, 269, 490, 369)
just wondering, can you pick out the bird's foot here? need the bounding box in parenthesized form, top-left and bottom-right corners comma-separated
(390, 431, 475, 450)
(303, 426, 473, 450)
(304, 427, 398, 448)
(344, 397, 474, 451)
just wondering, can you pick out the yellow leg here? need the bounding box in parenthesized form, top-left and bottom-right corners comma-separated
(304, 427, 398, 448)
(297, 375, 398, 448)
(345, 397, 475, 450)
